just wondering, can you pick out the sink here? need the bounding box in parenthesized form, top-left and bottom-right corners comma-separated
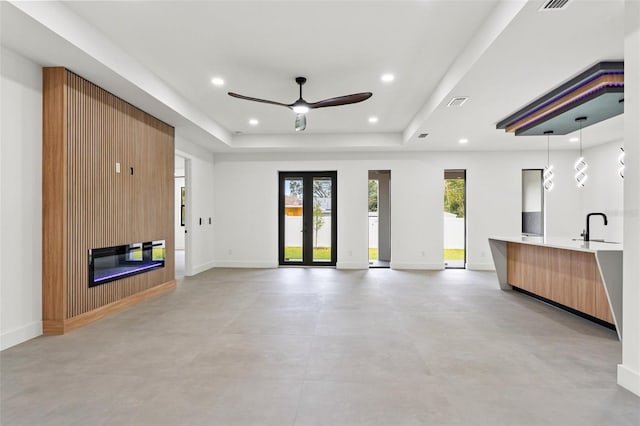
(572, 238, 620, 244)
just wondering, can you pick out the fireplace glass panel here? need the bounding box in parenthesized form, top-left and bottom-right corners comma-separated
(89, 240, 165, 287)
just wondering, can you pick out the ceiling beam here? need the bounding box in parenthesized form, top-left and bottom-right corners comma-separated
(402, 0, 528, 143)
(7, 0, 232, 147)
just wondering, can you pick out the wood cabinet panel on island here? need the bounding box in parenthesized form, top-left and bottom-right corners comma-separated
(549, 248, 572, 307)
(505, 241, 613, 325)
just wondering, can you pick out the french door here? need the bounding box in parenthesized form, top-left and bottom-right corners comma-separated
(279, 171, 337, 266)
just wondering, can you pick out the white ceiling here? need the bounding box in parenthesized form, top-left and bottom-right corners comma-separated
(1, 0, 626, 152)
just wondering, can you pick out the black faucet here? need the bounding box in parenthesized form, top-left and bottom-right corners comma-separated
(584, 213, 608, 242)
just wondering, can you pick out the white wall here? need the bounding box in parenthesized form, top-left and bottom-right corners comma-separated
(174, 176, 185, 250)
(212, 149, 584, 271)
(580, 141, 625, 242)
(175, 135, 215, 275)
(0, 47, 43, 350)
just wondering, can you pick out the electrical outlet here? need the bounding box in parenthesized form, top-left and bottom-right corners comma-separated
(115, 162, 120, 173)
(421, 251, 425, 257)
(348, 250, 353, 257)
(228, 249, 232, 255)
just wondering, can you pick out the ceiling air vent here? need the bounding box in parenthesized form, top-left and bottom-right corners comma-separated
(447, 97, 468, 107)
(418, 133, 429, 139)
(540, 0, 571, 11)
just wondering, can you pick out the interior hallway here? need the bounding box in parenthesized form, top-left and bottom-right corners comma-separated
(1, 268, 638, 425)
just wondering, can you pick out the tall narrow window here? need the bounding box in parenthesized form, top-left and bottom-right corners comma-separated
(444, 170, 466, 269)
(368, 170, 391, 268)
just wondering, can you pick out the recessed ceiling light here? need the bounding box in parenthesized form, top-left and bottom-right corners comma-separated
(249, 118, 259, 126)
(381, 73, 395, 83)
(459, 138, 469, 144)
(368, 116, 379, 123)
(211, 77, 225, 86)
(569, 137, 579, 142)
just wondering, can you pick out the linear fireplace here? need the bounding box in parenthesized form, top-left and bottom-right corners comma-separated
(89, 241, 165, 287)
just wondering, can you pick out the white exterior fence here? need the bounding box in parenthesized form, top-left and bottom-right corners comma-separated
(285, 212, 464, 250)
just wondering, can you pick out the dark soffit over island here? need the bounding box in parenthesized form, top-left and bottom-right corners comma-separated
(497, 61, 624, 136)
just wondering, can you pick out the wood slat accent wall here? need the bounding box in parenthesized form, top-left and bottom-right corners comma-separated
(43, 68, 175, 333)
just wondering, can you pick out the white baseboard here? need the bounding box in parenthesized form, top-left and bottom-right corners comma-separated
(1, 321, 42, 351)
(390, 262, 444, 270)
(336, 261, 369, 270)
(467, 263, 496, 271)
(618, 364, 640, 397)
(214, 260, 278, 269)
(188, 260, 216, 276)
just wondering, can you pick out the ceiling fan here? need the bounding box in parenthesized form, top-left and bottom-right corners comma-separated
(228, 77, 373, 131)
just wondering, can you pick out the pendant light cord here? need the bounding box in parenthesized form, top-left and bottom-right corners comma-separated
(579, 120, 583, 157)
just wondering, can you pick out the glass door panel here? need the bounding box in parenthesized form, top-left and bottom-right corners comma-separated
(283, 178, 304, 262)
(312, 177, 332, 263)
(444, 170, 466, 269)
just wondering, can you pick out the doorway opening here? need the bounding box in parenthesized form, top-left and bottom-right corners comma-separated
(174, 155, 188, 277)
(279, 171, 337, 266)
(368, 170, 391, 268)
(444, 169, 466, 269)
(522, 169, 544, 236)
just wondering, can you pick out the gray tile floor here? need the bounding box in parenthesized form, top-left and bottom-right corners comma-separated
(1, 268, 639, 425)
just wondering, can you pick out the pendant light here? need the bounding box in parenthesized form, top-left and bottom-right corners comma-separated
(543, 130, 554, 191)
(618, 147, 625, 179)
(574, 116, 588, 187)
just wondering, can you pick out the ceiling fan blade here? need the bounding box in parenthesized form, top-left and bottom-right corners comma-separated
(295, 113, 306, 132)
(308, 92, 373, 109)
(228, 92, 290, 108)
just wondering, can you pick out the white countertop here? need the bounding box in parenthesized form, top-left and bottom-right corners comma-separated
(489, 236, 623, 252)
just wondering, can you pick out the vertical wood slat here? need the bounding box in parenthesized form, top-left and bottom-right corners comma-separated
(42, 68, 68, 333)
(43, 68, 174, 332)
(569, 251, 596, 317)
(549, 248, 572, 306)
(506, 242, 521, 286)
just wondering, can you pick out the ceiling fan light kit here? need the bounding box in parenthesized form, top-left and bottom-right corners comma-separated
(228, 76, 372, 131)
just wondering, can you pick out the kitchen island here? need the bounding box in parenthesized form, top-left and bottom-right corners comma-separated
(489, 236, 622, 339)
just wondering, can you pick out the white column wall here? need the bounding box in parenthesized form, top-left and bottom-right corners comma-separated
(0, 47, 43, 350)
(619, 0, 640, 397)
(175, 135, 216, 275)
(390, 157, 443, 269)
(336, 165, 369, 269)
(377, 172, 391, 262)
